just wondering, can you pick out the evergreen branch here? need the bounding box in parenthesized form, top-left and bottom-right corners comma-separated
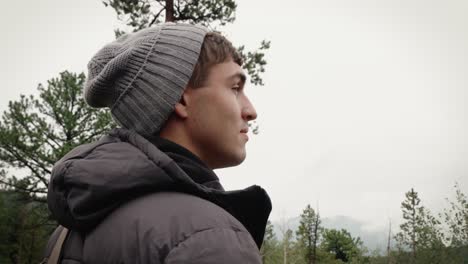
(0, 178, 47, 195)
(42, 131, 62, 150)
(40, 111, 67, 141)
(10, 110, 61, 152)
(82, 128, 109, 143)
(1, 144, 51, 181)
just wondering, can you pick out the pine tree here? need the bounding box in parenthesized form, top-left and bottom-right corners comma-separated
(394, 188, 444, 263)
(386, 218, 394, 264)
(281, 228, 294, 264)
(0, 186, 55, 263)
(102, 0, 270, 86)
(443, 182, 468, 247)
(296, 204, 321, 264)
(321, 228, 364, 263)
(261, 220, 280, 263)
(441, 182, 468, 263)
(0, 71, 115, 202)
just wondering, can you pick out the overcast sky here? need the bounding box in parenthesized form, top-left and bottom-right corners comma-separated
(2, 0, 467, 231)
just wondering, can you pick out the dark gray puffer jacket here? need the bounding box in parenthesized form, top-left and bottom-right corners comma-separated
(44, 128, 271, 263)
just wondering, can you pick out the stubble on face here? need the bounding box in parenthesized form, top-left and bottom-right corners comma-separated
(184, 60, 255, 169)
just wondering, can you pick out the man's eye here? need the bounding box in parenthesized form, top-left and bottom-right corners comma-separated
(232, 86, 240, 95)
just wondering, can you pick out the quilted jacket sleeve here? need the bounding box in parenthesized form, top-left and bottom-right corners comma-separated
(164, 227, 262, 264)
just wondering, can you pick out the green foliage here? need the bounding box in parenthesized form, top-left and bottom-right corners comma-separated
(394, 188, 445, 263)
(102, 0, 270, 86)
(238, 40, 271, 86)
(443, 182, 468, 247)
(321, 228, 365, 263)
(439, 182, 468, 263)
(0, 189, 55, 264)
(282, 228, 294, 262)
(290, 232, 307, 264)
(277, 228, 305, 264)
(103, 0, 236, 32)
(296, 204, 321, 264)
(0, 71, 115, 202)
(261, 220, 282, 264)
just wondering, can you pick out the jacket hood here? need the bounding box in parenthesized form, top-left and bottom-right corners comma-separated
(48, 128, 271, 248)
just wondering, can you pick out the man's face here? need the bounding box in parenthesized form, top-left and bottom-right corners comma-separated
(184, 59, 257, 169)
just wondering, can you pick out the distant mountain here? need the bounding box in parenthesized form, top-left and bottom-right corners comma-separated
(271, 215, 388, 254)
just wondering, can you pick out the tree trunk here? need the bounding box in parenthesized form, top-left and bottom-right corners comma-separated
(308, 236, 312, 264)
(311, 213, 319, 264)
(411, 190, 416, 262)
(387, 219, 392, 264)
(165, 0, 174, 22)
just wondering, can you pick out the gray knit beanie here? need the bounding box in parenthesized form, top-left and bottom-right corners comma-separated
(84, 23, 208, 136)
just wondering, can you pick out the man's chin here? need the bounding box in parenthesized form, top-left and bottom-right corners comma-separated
(212, 151, 246, 169)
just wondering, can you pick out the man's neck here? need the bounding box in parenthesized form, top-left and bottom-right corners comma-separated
(158, 124, 210, 169)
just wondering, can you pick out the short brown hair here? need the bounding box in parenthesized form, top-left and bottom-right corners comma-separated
(188, 32, 243, 88)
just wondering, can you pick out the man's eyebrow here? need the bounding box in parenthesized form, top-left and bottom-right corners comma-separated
(228, 72, 247, 85)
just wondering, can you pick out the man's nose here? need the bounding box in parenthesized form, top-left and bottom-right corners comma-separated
(242, 97, 257, 121)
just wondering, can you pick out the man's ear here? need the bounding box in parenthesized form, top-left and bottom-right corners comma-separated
(173, 91, 190, 119)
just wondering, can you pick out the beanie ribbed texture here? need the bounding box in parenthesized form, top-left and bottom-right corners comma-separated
(84, 23, 208, 136)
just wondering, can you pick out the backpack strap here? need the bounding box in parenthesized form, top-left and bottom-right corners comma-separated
(47, 226, 69, 264)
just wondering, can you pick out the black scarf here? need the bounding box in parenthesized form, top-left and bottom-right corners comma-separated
(147, 136, 272, 248)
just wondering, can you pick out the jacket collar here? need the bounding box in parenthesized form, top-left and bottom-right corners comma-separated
(144, 133, 271, 248)
(48, 128, 271, 249)
(147, 136, 224, 190)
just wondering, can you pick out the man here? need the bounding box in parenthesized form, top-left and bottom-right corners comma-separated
(44, 23, 271, 263)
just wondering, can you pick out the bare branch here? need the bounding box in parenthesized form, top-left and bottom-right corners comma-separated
(149, 6, 166, 26)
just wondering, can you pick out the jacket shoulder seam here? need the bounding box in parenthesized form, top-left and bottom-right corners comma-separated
(165, 226, 249, 259)
(61, 140, 117, 175)
(64, 138, 124, 163)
